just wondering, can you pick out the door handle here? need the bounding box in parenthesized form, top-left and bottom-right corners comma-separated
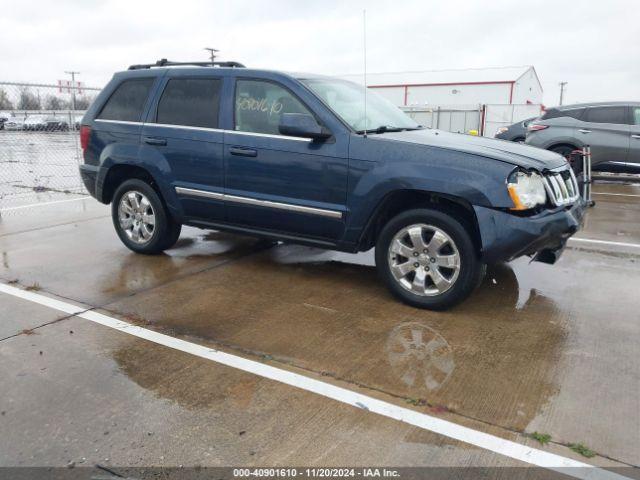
(578, 129, 591, 134)
(143, 136, 167, 146)
(229, 147, 258, 157)
(632, 134, 640, 139)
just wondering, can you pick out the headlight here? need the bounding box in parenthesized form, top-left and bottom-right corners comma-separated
(507, 170, 547, 210)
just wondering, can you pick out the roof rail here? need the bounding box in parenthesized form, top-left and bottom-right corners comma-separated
(128, 58, 246, 70)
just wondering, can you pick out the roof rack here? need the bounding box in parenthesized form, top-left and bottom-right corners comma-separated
(128, 58, 246, 70)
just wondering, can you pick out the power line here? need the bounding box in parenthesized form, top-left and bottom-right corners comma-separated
(559, 81, 568, 106)
(65, 70, 80, 111)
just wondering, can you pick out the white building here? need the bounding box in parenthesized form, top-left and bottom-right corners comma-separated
(341, 66, 543, 107)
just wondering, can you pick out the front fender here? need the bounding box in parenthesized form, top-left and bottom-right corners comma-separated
(344, 151, 515, 244)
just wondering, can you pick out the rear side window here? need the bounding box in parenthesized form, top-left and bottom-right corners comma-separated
(98, 78, 154, 122)
(156, 78, 221, 128)
(633, 107, 640, 125)
(541, 108, 584, 120)
(583, 106, 628, 124)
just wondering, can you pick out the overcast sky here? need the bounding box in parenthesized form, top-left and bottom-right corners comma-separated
(1, 0, 638, 106)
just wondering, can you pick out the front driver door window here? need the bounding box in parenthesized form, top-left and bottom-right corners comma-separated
(234, 79, 314, 136)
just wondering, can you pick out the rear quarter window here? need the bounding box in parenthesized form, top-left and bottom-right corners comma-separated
(97, 78, 154, 122)
(583, 106, 628, 124)
(541, 108, 585, 121)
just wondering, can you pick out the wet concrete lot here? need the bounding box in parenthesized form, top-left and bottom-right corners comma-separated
(0, 183, 639, 476)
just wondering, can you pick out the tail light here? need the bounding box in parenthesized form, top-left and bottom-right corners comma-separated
(527, 124, 548, 132)
(80, 125, 91, 152)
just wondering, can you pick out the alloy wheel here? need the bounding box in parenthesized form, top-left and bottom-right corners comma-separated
(387, 223, 461, 296)
(118, 190, 156, 244)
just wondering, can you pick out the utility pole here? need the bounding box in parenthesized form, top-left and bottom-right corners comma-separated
(65, 70, 80, 111)
(559, 81, 568, 106)
(204, 47, 219, 64)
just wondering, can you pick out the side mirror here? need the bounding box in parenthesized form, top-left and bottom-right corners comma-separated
(279, 113, 331, 140)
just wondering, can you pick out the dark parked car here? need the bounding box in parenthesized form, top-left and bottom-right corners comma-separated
(526, 102, 640, 170)
(494, 117, 536, 142)
(79, 60, 585, 310)
(23, 116, 69, 131)
(43, 117, 70, 131)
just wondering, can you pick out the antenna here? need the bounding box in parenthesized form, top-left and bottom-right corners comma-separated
(363, 9, 368, 138)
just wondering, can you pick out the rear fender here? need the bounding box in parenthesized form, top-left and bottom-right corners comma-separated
(97, 144, 184, 220)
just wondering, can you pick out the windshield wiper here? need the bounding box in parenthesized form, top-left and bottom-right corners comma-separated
(356, 125, 409, 135)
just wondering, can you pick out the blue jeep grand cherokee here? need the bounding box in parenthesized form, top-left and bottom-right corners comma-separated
(79, 59, 585, 310)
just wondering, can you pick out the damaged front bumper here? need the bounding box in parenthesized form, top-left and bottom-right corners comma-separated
(474, 199, 586, 265)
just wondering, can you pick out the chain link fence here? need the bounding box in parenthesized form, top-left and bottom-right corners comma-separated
(483, 103, 543, 137)
(401, 104, 543, 137)
(0, 81, 101, 213)
(401, 105, 482, 134)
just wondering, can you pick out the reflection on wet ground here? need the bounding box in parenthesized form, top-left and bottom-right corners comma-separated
(0, 220, 270, 305)
(385, 322, 455, 392)
(105, 242, 566, 433)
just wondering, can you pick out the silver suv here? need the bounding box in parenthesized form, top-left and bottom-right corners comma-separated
(525, 102, 640, 170)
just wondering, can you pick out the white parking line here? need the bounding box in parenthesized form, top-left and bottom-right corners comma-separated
(0, 196, 89, 213)
(592, 192, 640, 198)
(0, 282, 630, 480)
(569, 237, 640, 250)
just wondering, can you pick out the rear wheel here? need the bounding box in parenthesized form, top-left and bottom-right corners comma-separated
(375, 208, 484, 310)
(111, 179, 181, 254)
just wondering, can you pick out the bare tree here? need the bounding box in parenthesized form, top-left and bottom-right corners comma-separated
(74, 95, 94, 110)
(0, 88, 13, 110)
(17, 87, 41, 110)
(44, 95, 69, 110)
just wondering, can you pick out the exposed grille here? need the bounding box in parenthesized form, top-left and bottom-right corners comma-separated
(543, 168, 580, 207)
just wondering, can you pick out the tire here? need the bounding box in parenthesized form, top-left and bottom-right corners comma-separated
(111, 179, 181, 254)
(551, 145, 582, 174)
(160, 216, 183, 250)
(375, 208, 484, 310)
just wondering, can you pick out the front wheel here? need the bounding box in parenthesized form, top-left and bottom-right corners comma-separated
(111, 179, 181, 254)
(375, 208, 484, 310)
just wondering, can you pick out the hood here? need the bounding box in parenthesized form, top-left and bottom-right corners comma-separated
(376, 129, 567, 170)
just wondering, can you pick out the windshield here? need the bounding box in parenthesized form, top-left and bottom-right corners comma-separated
(301, 78, 419, 133)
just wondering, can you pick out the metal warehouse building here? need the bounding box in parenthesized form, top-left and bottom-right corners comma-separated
(341, 65, 543, 107)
